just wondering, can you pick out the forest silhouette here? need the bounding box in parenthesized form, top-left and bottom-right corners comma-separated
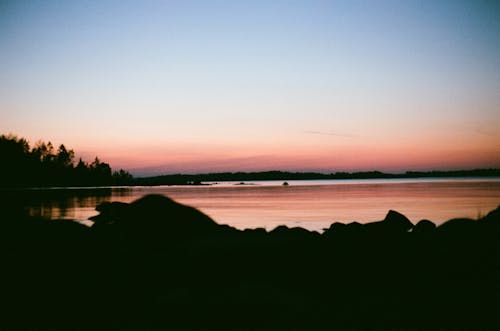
(0, 134, 133, 187)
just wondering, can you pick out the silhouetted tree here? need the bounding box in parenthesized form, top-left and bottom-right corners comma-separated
(0, 134, 133, 187)
(32, 140, 54, 163)
(89, 157, 112, 185)
(113, 169, 134, 185)
(56, 144, 75, 168)
(0, 134, 32, 186)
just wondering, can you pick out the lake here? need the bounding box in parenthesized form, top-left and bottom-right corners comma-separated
(21, 178, 500, 231)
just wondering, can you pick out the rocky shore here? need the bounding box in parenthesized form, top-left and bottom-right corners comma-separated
(2, 194, 500, 330)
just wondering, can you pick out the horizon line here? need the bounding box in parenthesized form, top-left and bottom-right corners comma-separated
(133, 168, 500, 178)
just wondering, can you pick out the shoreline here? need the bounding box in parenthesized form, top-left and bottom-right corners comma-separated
(2, 194, 500, 330)
(1, 174, 500, 190)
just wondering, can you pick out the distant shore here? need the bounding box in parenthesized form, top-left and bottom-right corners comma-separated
(134, 168, 500, 186)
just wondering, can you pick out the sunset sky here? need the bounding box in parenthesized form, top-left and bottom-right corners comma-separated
(1, 0, 499, 176)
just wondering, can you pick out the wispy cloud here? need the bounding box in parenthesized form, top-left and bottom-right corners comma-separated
(303, 130, 358, 138)
(474, 127, 497, 137)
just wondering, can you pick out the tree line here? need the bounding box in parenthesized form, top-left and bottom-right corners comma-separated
(136, 168, 500, 185)
(0, 134, 133, 188)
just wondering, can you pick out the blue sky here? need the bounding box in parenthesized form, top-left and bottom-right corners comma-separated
(1, 0, 499, 174)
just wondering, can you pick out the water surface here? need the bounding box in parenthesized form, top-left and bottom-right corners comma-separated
(23, 178, 500, 231)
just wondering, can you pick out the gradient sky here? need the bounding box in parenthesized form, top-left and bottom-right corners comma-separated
(1, 0, 499, 175)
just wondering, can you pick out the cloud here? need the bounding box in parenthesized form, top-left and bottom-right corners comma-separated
(474, 127, 497, 137)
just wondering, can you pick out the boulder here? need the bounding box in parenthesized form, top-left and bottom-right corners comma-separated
(90, 201, 129, 225)
(413, 219, 436, 233)
(90, 195, 227, 245)
(383, 210, 414, 231)
(270, 225, 319, 240)
(437, 218, 477, 235)
(480, 205, 500, 224)
(364, 210, 413, 234)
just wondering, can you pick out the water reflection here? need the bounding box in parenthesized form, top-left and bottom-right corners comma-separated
(17, 188, 117, 220)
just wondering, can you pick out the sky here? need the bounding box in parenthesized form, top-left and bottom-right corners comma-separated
(1, 0, 499, 176)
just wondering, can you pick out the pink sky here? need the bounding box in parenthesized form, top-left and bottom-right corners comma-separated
(66, 130, 500, 175)
(2, 1, 499, 176)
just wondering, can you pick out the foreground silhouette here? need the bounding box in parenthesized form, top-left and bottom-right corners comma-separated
(1, 194, 500, 330)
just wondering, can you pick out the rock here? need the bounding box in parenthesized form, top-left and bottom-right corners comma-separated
(270, 225, 318, 239)
(90, 201, 129, 225)
(437, 218, 477, 234)
(323, 222, 346, 235)
(413, 219, 436, 233)
(383, 210, 414, 231)
(480, 205, 500, 224)
(90, 195, 227, 245)
(243, 227, 268, 236)
(364, 210, 413, 233)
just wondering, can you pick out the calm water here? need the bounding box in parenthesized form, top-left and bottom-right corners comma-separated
(23, 178, 500, 231)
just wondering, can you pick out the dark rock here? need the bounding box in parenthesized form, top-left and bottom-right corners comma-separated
(89, 194, 232, 248)
(323, 222, 346, 235)
(437, 218, 476, 233)
(90, 201, 129, 225)
(243, 227, 268, 237)
(345, 221, 364, 231)
(480, 205, 500, 224)
(364, 210, 413, 234)
(383, 210, 414, 231)
(270, 225, 319, 239)
(4, 193, 500, 330)
(323, 221, 366, 238)
(413, 219, 436, 233)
